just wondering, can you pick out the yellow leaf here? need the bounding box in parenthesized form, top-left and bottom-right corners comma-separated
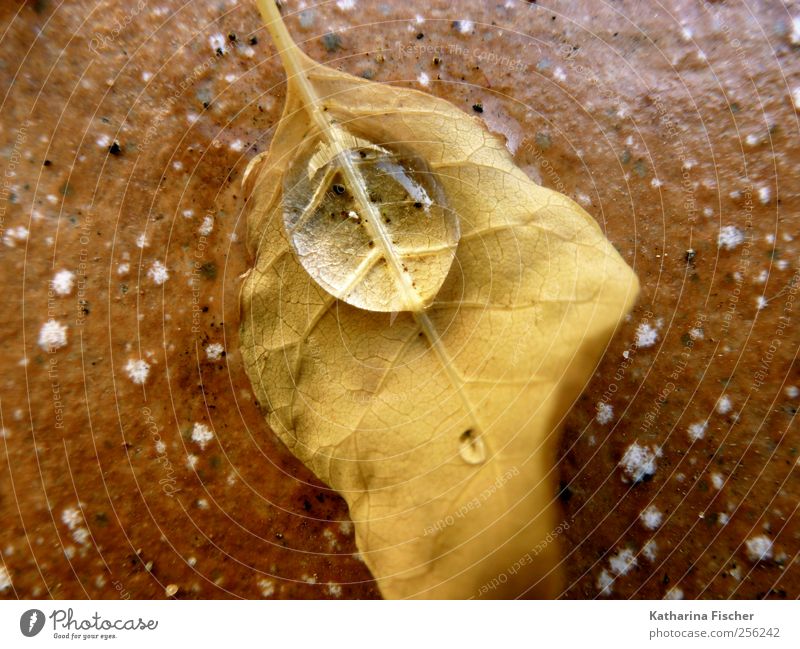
(240, 0, 639, 599)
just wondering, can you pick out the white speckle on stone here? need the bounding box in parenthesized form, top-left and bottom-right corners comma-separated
(609, 547, 637, 576)
(61, 507, 89, 546)
(336, 0, 356, 10)
(640, 505, 663, 530)
(323, 528, 338, 549)
(791, 17, 800, 45)
(414, 14, 425, 24)
(664, 586, 684, 600)
(718, 225, 744, 250)
(758, 186, 771, 204)
(711, 472, 724, 490)
(716, 395, 732, 415)
(338, 520, 353, 535)
(205, 343, 224, 360)
(72, 527, 90, 545)
(785, 385, 799, 398)
(51, 270, 75, 296)
(553, 66, 566, 82)
(596, 569, 613, 596)
(417, 71, 429, 86)
(155, 440, 166, 454)
(793, 88, 800, 110)
(198, 215, 214, 236)
(0, 565, 11, 592)
(258, 578, 275, 597)
(326, 582, 343, 597)
(745, 535, 773, 562)
(135, 233, 148, 248)
(745, 133, 759, 147)
(142, 71, 152, 82)
(148, 260, 169, 285)
(642, 539, 658, 562)
(688, 420, 708, 442)
(209, 33, 227, 53)
(680, 26, 693, 41)
(756, 269, 769, 283)
(38, 320, 68, 351)
(596, 402, 614, 425)
(718, 512, 730, 525)
(620, 442, 658, 482)
(635, 321, 658, 348)
(186, 454, 198, 470)
(124, 359, 150, 385)
(117, 263, 130, 276)
(756, 295, 768, 310)
(650, 177, 663, 188)
(689, 327, 704, 340)
(191, 422, 214, 450)
(197, 498, 209, 510)
(777, 259, 789, 270)
(456, 19, 473, 34)
(576, 192, 591, 206)
(229, 139, 244, 152)
(3, 225, 28, 247)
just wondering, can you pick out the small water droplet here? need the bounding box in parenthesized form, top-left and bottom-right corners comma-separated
(458, 428, 486, 465)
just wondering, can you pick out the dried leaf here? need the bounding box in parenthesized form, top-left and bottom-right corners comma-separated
(240, 1, 639, 599)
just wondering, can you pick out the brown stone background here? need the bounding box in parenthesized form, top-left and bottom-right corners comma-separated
(0, 0, 798, 599)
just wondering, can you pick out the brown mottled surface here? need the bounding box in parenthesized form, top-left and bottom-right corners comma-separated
(0, 0, 798, 599)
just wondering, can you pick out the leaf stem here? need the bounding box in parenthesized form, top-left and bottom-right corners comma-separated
(257, 1, 484, 448)
(257, 0, 424, 311)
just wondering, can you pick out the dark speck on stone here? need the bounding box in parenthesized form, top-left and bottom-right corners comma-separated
(109, 141, 122, 155)
(200, 262, 217, 280)
(416, 33, 424, 40)
(43, 159, 52, 166)
(228, 33, 236, 42)
(472, 103, 483, 113)
(249, 36, 258, 45)
(558, 480, 573, 503)
(321, 32, 341, 52)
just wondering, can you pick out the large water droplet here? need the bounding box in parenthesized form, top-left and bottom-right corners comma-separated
(458, 428, 486, 465)
(282, 132, 460, 312)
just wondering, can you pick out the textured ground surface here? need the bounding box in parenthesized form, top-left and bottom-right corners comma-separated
(0, 0, 799, 599)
